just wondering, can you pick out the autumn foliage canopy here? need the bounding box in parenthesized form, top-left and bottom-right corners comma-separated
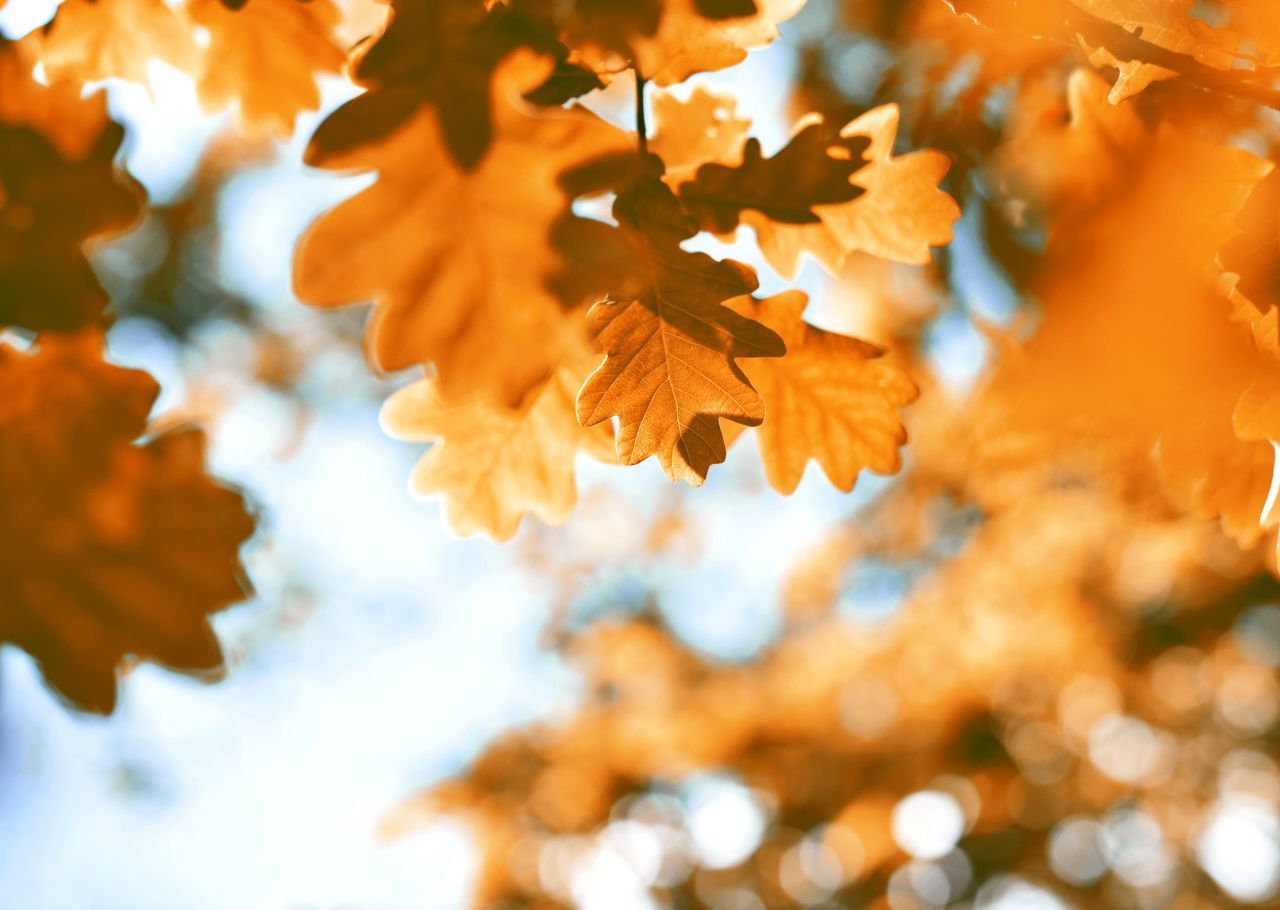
(7, 0, 1280, 906)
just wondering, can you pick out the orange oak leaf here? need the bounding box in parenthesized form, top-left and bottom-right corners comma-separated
(744, 106, 959, 277)
(382, 366, 615, 541)
(295, 53, 628, 407)
(945, 0, 1259, 104)
(39, 0, 200, 88)
(726, 291, 917, 495)
(576, 171, 785, 485)
(0, 334, 254, 714)
(1071, 0, 1241, 102)
(630, 0, 805, 85)
(550, 0, 664, 56)
(188, 0, 347, 137)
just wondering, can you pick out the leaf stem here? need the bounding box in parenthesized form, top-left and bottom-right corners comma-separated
(634, 68, 648, 156)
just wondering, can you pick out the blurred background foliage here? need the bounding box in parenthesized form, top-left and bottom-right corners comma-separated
(3, 1, 1280, 909)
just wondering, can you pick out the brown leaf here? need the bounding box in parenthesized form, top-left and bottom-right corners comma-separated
(308, 0, 563, 169)
(0, 334, 254, 714)
(576, 171, 784, 485)
(727, 291, 917, 494)
(678, 120, 869, 234)
(0, 36, 111, 159)
(0, 114, 143, 333)
(693, 0, 757, 18)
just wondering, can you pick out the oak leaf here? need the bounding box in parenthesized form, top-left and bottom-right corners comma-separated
(726, 291, 917, 494)
(39, 0, 200, 89)
(0, 36, 113, 159)
(0, 118, 143, 333)
(648, 86, 750, 182)
(745, 106, 959, 277)
(295, 53, 628, 407)
(576, 171, 785, 485)
(308, 0, 566, 169)
(0, 334, 254, 714)
(630, 0, 805, 85)
(188, 0, 347, 136)
(694, 0, 757, 17)
(678, 120, 868, 234)
(994, 68, 1146, 213)
(946, 0, 1256, 104)
(382, 366, 615, 541)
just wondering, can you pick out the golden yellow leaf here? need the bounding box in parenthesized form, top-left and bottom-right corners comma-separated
(726, 291, 917, 495)
(576, 172, 784, 485)
(382, 367, 615, 541)
(188, 0, 347, 137)
(649, 86, 750, 182)
(746, 105, 959, 277)
(294, 53, 628, 406)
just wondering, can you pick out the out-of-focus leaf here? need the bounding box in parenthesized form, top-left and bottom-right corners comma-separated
(0, 334, 254, 714)
(187, 0, 347, 137)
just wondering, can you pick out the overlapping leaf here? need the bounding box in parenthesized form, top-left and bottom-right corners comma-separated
(576, 169, 785, 484)
(187, 0, 347, 136)
(295, 53, 628, 407)
(653, 94, 957, 276)
(0, 46, 143, 333)
(945, 0, 1268, 104)
(38, 0, 349, 136)
(307, 0, 557, 169)
(726, 291, 917, 494)
(677, 120, 869, 234)
(0, 334, 254, 713)
(382, 365, 615, 540)
(746, 106, 959, 276)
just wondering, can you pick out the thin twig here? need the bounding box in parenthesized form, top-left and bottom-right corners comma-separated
(634, 67, 648, 156)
